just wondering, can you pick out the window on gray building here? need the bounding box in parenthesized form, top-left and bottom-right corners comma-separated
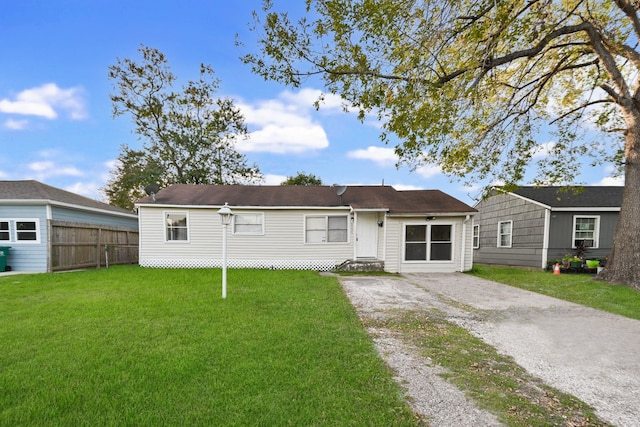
(498, 220, 512, 248)
(573, 216, 599, 248)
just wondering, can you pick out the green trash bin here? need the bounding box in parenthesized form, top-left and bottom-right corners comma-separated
(0, 246, 10, 272)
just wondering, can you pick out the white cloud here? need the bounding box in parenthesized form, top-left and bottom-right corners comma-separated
(392, 183, 424, 190)
(278, 88, 345, 111)
(0, 83, 87, 120)
(104, 159, 118, 171)
(346, 146, 442, 180)
(347, 146, 397, 166)
(415, 164, 442, 179)
(593, 175, 624, 186)
(530, 141, 556, 159)
(240, 124, 329, 153)
(263, 174, 288, 185)
(3, 118, 29, 130)
(65, 181, 107, 202)
(237, 90, 337, 154)
(27, 161, 83, 178)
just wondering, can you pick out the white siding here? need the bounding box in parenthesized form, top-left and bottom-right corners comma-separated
(384, 215, 473, 273)
(139, 207, 354, 270)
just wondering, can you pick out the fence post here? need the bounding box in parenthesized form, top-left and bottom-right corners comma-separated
(97, 227, 102, 269)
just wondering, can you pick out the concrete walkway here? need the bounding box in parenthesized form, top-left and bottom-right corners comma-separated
(339, 273, 640, 427)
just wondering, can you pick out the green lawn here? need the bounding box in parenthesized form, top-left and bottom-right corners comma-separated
(0, 266, 418, 426)
(468, 264, 640, 320)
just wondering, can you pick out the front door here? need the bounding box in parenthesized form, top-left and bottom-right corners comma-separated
(356, 212, 378, 258)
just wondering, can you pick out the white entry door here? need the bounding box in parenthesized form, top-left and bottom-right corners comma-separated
(356, 212, 378, 258)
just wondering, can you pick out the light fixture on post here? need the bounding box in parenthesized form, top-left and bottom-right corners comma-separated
(217, 202, 233, 299)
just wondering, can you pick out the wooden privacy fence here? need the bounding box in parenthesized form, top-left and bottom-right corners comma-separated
(49, 220, 139, 272)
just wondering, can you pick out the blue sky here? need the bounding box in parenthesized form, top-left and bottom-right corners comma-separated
(0, 1, 623, 207)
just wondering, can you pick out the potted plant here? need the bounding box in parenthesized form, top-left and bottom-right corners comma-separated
(562, 254, 573, 269)
(569, 256, 583, 268)
(586, 259, 600, 269)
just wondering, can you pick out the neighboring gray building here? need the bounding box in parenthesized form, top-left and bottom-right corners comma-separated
(0, 180, 139, 272)
(473, 186, 622, 269)
(136, 184, 477, 273)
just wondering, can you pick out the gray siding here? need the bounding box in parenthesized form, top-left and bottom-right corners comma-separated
(473, 192, 546, 268)
(547, 211, 618, 261)
(51, 206, 138, 229)
(474, 192, 620, 268)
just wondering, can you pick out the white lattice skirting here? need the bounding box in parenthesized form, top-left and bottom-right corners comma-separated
(140, 257, 339, 271)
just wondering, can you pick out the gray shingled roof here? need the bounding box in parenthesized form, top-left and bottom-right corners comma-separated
(0, 180, 136, 216)
(137, 184, 477, 215)
(510, 186, 623, 208)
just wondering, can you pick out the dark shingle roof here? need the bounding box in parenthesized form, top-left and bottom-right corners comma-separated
(137, 184, 476, 215)
(510, 186, 623, 208)
(0, 180, 136, 216)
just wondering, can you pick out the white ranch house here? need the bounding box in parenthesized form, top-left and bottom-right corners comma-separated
(135, 184, 477, 273)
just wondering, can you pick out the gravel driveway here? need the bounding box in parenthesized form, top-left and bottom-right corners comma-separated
(338, 273, 640, 427)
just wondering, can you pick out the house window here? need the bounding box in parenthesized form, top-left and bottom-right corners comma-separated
(305, 215, 348, 243)
(498, 221, 512, 248)
(165, 212, 188, 241)
(0, 219, 40, 243)
(573, 216, 599, 248)
(0, 221, 9, 241)
(234, 213, 264, 235)
(404, 224, 453, 261)
(16, 221, 38, 241)
(472, 224, 479, 249)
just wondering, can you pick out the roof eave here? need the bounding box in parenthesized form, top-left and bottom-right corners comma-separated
(2, 199, 138, 219)
(136, 203, 352, 211)
(550, 207, 621, 212)
(506, 191, 552, 210)
(387, 211, 477, 217)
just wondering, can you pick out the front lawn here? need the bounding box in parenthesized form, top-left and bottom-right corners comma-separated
(0, 266, 418, 426)
(468, 264, 640, 320)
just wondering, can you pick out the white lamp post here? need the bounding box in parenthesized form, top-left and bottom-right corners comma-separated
(217, 202, 233, 299)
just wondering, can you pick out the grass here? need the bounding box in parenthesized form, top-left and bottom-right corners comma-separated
(0, 266, 419, 426)
(467, 264, 640, 320)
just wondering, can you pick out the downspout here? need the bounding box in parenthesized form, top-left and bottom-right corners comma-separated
(46, 204, 52, 273)
(460, 215, 471, 272)
(541, 208, 551, 269)
(382, 212, 387, 268)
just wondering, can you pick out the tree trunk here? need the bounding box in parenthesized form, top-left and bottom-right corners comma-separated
(597, 111, 640, 290)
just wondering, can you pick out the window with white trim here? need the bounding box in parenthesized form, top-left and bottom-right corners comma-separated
(573, 216, 599, 248)
(472, 224, 480, 249)
(0, 219, 40, 243)
(0, 221, 9, 241)
(305, 215, 348, 243)
(16, 221, 38, 241)
(404, 224, 453, 261)
(234, 213, 264, 235)
(498, 221, 512, 248)
(165, 212, 188, 241)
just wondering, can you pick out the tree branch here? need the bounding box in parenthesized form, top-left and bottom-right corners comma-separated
(549, 99, 612, 124)
(614, 0, 640, 41)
